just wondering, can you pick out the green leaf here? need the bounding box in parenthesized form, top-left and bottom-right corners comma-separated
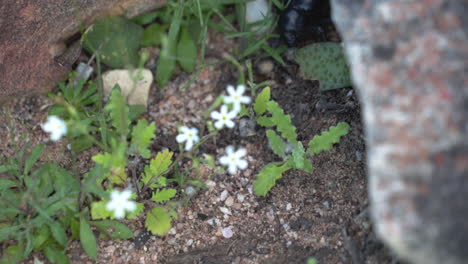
(308, 122, 350, 155)
(254, 87, 270, 116)
(91, 220, 133, 239)
(292, 142, 306, 169)
(43, 244, 69, 264)
(307, 257, 317, 264)
(141, 23, 166, 46)
(0, 165, 15, 174)
(70, 135, 94, 152)
(302, 158, 314, 173)
(294, 42, 352, 91)
(126, 202, 144, 220)
(33, 226, 51, 250)
(266, 101, 297, 144)
(24, 232, 34, 258)
(145, 207, 172, 235)
(105, 86, 130, 135)
(266, 130, 286, 158)
(177, 27, 197, 72)
(130, 120, 156, 158)
(80, 217, 97, 259)
(129, 105, 147, 121)
(0, 178, 17, 190)
(253, 162, 291, 196)
(256, 116, 275, 127)
(82, 16, 144, 68)
(151, 188, 177, 203)
(156, 36, 176, 88)
(48, 222, 67, 247)
(91, 201, 112, 220)
(24, 144, 44, 175)
(1, 245, 24, 264)
(142, 149, 173, 185)
(132, 11, 159, 25)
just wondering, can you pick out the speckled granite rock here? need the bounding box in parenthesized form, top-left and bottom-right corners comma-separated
(0, 0, 165, 103)
(331, 0, 468, 263)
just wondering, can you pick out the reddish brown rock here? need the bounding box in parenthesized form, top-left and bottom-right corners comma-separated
(0, 0, 165, 103)
(331, 0, 468, 263)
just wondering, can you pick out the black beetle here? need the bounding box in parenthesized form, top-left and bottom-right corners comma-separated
(279, 0, 332, 47)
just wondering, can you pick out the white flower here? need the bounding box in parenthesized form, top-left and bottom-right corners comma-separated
(176, 126, 199, 151)
(106, 190, 136, 219)
(211, 105, 238, 129)
(219, 146, 248, 174)
(223, 84, 251, 112)
(42, 115, 67, 141)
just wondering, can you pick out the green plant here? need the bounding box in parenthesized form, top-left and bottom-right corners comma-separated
(294, 42, 352, 91)
(0, 139, 131, 263)
(249, 87, 350, 196)
(82, 16, 144, 68)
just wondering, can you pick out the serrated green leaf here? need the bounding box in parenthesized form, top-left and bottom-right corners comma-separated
(126, 202, 144, 220)
(142, 149, 173, 185)
(253, 162, 291, 196)
(91, 201, 111, 220)
(105, 86, 130, 135)
(130, 120, 156, 158)
(151, 188, 177, 203)
(49, 222, 67, 247)
(294, 42, 352, 91)
(254, 87, 270, 116)
(141, 23, 166, 46)
(266, 101, 297, 144)
(256, 116, 275, 127)
(91, 220, 133, 239)
(292, 142, 306, 169)
(308, 122, 350, 155)
(80, 217, 97, 259)
(145, 207, 172, 235)
(24, 144, 44, 175)
(177, 27, 197, 72)
(266, 130, 286, 158)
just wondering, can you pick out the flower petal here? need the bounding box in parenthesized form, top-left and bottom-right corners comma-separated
(240, 96, 251, 104)
(219, 155, 230, 165)
(124, 201, 136, 212)
(225, 145, 235, 155)
(220, 105, 229, 114)
(121, 190, 132, 200)
(211, 110, 221, 119)
(228, 165, 238, 174)
(235, 148, 247, 158)
(185, 140, 194, 151)
(237, 159, 248, 170)
(225, 120, 235, 128)
(214, 120, 224, 129)
(236, 84, 246, 95)
(226, 85, 236, 96)
(176, 134, 187, 143)
(179, 126, 190, 134)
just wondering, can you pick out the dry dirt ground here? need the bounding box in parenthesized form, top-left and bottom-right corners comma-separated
(0, 25, 404, 264)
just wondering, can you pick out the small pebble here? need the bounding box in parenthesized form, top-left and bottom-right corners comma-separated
(222, 227, 234, 238)
(185, 186, 196, 196)
(220, 190, 229, 201)
(286, 203, 292, 211)
(186, 239, 193, 246)
(257, 60, 274, 75)
(237, 193, 245, 202)
(225, 196, 234, 207)
(219, 207, 231, 215)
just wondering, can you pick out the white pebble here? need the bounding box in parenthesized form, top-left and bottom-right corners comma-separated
(186, 239, 193, 246)
(225, 196, 234, 207)
(207, 219, 215, 225)
(219, 207, 231, 215)
(237, 193, 245, 202)
(222, 227, 234, 238)
(286, 203, 292, 211)
(220, 190, 229, 201)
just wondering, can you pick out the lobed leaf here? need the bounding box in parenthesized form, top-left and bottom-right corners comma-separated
(308, 122, 350, 155)
(266, 101, 297, 144)
(151, 188, 177, 203)
(142, 149, 173, 185)
(105, 86, 130, 136)
(254, 87, 270, 116)
(130, 120, 156, 159)
(253, 162, 291, 196)
(90, 201, 112, 220)
(291, 142, 305, 169)
(145, 207, 172, 236)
